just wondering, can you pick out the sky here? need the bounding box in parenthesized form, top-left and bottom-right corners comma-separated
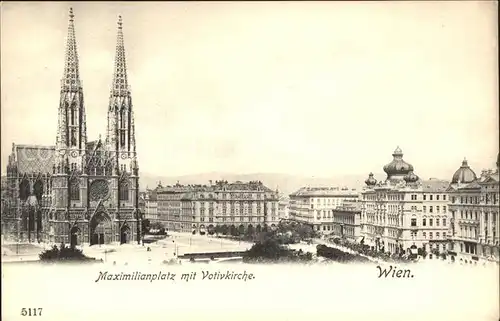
(1, 1, 498, 180)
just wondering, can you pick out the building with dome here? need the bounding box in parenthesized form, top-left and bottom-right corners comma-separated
(1, 9, 141, 246)
(360, 147, 450, 257)
(446, 155, 499, 264)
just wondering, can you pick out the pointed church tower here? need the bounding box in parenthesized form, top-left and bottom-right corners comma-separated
(55, 7, 87, 173)
(52, 8, 88, 212)
(106, 15, 140, 239)
(106, 16, 138, 176)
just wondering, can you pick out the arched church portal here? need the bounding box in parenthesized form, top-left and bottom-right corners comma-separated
(70, 226, 81, 248)
(120, 224, 131, 244)
(90, 212, 112, 246)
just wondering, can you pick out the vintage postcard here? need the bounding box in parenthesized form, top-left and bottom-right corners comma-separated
(1, 1, 499, 321)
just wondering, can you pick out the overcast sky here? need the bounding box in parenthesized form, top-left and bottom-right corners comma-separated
(1, 1, 498, 179)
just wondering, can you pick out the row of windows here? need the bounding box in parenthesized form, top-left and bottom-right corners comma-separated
(199, 193, 273, 200)
(411, 218, 447, 227)
(364, 193, 448, 201)
(158, 201, 275, 208)
(423, 205, 447, 213)
(456, 210, 498, 222)
(199, 216, 265, 222)
(451, 194, 500, 205)
(311, 197, 349, 204)
(423, 194, 447, 201)
(411, 230, 446, 239)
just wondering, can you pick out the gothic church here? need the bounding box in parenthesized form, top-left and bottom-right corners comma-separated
(2, 8, 141, 246)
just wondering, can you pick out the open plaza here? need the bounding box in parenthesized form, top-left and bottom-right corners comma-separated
(1, 232, 255, 265)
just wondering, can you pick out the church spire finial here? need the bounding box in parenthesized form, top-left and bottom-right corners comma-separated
(111, 14, 129, 96)
(61, 7, 81, 92)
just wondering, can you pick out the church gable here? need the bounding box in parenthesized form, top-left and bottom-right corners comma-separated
(85, 139, 115, 176)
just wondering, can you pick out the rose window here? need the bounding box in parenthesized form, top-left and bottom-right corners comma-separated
(89, 180, 109, 201)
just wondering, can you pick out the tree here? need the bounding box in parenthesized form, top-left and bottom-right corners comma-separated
(244, 235, 314, 263)
(142, 219, 151, 235)
(39, 243, 94, 262)
(421, 247, 428, 259)
(147, 221, 167, 236)
(296, 224, 314, 239)
(244, 237, 288, 262)
(150, 221, 164, 230)
(246, 225, 255, 237)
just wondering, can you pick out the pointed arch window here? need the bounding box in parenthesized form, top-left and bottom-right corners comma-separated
(120, 108, 127, 148)
(120, 109, 127, 129)
(70, 104, 77, 125)
(70, 178, 80, 201)
(119, 179, 129, 201)
(33, 180, 44, 203)
(19, 179, 30, 201)
(120, 131, 126, 148)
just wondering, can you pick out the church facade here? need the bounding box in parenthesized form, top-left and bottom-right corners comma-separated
(2, 8, 141, 246)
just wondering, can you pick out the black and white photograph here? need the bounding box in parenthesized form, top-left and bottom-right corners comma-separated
(1, 2, 499, 321)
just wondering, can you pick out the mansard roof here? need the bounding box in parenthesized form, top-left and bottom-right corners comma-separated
(14, 145, 55, 174)
(460, 181, 482, 190)
(421, 179, 449, 193)
(479, 172, 499, 184)
(290, 186, 358, 197)
(156, 180, 275, 194)
(448, 181, 482, 192)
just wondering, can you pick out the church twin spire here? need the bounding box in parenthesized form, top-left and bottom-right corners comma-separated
(56, 8, 137, 174)
(62, 8, 129, 95)
(61, 7, 81, 92)
(111, 15, 129, 96)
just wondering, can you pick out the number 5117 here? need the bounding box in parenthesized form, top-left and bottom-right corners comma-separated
(21, 308, 42, 316)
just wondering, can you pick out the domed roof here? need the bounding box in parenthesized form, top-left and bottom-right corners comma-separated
(404, 171, 419, 184)
(365, 172, 377, 186)
(383, 146, 414, 179)
(451, 158, 477, 184)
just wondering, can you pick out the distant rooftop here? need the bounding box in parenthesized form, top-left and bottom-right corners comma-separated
(421, 179, 450, 193)
(156, 180, 275, 194)
(290, 186, 359, 197)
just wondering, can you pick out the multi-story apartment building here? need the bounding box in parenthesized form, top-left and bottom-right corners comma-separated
(447, 156, 499, 264)
(361, 147, 450, 256)
(289, 187, 359, 233)
(139, 189, 158, 223)
(156, 180, 279, 235)
(331, 198, 362, 242)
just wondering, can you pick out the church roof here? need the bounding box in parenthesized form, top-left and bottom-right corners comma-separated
(15, 145, 55, 174)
